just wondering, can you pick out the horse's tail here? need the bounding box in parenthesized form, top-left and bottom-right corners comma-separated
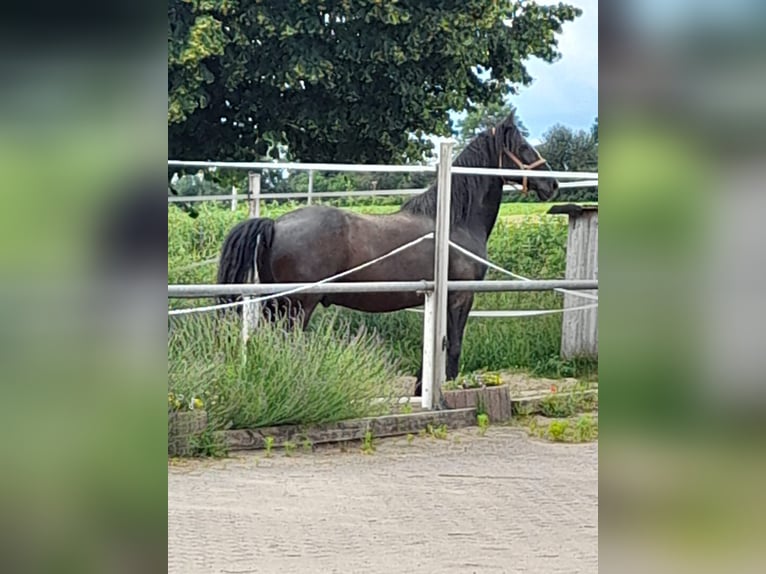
(216, 218, 276, 306)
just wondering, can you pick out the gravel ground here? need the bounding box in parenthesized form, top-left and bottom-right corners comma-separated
(169, 426, 597, 574)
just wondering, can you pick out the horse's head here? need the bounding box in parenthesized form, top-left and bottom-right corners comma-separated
(492, 112, 559, 201)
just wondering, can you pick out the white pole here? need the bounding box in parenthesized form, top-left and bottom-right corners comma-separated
(248, 172, 260, 218)
(307, 170, 314, 206)
(241, 296, 252, 343)
(231, 185, 238, 212)
(242, 173, 262, 345)
(426, 140, 454, 409)
(421, 291, 435, 409)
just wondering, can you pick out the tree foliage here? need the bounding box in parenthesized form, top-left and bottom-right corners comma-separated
(169, 0, 582, 164)
(537, 123, 597, 173)
(454, 101, 530, 151)
(537, 122, 598, 201)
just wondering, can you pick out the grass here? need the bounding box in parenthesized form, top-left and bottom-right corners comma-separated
(539, 384, 599, 418)
(528, 414, 598, 443)
(477, 413, 490, 436)
(516, 382, 599, 443)
(168, 312, 403, 433)
(361, 430, 375, 454)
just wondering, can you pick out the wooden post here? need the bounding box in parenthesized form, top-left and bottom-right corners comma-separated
(548, 204, 598, 359)
(426, 140, 454, 410)
(248, 172, 260, 218)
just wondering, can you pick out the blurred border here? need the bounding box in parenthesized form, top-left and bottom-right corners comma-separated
(0, 3, 168, 572)
(600, 1, 766, 572)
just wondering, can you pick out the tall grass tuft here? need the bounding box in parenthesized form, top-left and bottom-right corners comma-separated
(168, 313, 403, 430)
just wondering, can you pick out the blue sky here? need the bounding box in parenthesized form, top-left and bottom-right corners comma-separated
(507, 0, 598, 143)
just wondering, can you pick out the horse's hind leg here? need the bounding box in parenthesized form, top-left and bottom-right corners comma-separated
(413, 365, 423, 397)
(298, 297, 320, 331)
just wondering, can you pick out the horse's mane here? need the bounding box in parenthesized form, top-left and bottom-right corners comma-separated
(400, 130, 498, 226)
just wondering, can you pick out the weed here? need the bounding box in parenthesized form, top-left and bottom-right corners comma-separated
(514, 402, 536, 417)
(283, 440, 296, 457)
(574, 415, 598, 442)
(540, 393, 577, 418)
(476, 395, 488, 417)
(422, 424, 448, 440)
(264, 436, 275, 458)
(406, 433, 415, 445)
(187, 428, 228, 458)
(477, 413, 490, 437)
(547, 420, 569, 441)
(539, 385, 597, 418)
(302, 437, 314, 453)
(361, 430, 375, 454)
(401, 402, 413, 414)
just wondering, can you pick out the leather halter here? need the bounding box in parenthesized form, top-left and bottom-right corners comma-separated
(491, 127, 548, 194)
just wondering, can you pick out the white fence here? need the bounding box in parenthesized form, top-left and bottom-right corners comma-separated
(168, 158, 597, 211)
(167, 143, 598, 409)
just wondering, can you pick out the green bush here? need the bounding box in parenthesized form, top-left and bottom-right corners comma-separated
(168, 313, 402, 431)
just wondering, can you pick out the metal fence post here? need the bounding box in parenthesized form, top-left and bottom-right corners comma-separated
(231, 185, 238, 212)
(424, 140, 454, 409)
(307, 170, 314, 205)
(421, 291, 435, 409)
(248, 172, 260, 218)
(242, 173, 262, 345)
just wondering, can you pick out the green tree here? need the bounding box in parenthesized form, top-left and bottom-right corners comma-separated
(537, 123, 598, 201)
(538, 123, 597, 173)
(454, 101, 530, 151)
(169, 1, 582, 164)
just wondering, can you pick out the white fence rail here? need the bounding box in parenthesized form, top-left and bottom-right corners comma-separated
(167, 180, 598, 204)
(168, 159, 598, 180)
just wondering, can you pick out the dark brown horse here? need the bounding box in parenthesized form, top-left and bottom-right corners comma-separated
(216, 112, 558, 394)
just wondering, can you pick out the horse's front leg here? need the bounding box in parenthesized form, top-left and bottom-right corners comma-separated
(446, 292, 474, 381)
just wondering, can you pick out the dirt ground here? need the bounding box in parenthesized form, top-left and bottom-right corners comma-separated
(169, 426, 598, 574)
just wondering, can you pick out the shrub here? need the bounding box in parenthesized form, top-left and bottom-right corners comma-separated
(168, 312, 402, 431)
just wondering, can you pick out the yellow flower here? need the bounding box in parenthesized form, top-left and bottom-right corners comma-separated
(192, 397, 204, 410)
